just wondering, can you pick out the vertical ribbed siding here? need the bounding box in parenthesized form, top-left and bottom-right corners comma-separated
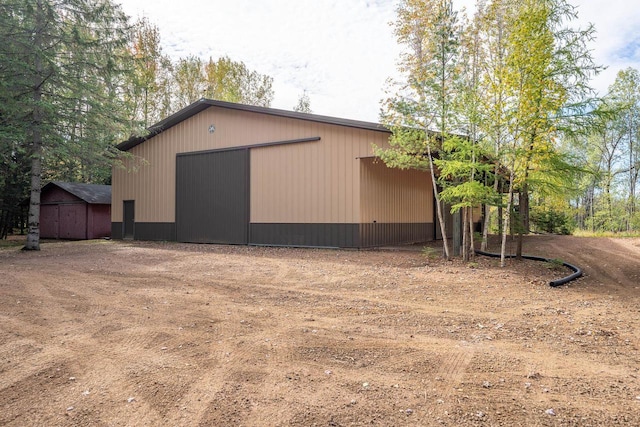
(112, 106, 392, 225)
(250, 125, 390, 224)
(359, 158, 433, 223)
(249, 223, 359, 248)
(359, 223, 434, 247)
(358, 158, 435, 246)
(176, 149, 249, 244)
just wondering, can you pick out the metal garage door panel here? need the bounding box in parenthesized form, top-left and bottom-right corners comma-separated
(176, 149, 249, 244)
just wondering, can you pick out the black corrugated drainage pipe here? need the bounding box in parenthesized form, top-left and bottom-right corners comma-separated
(475, 250, 583, 287)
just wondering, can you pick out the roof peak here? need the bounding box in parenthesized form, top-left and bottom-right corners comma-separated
(118, 98, 389, 152)
(45, 181, 111, 204)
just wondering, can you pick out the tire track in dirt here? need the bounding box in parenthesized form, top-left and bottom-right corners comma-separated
(185, 318, 287, 425)
(431, 345, 475, 415)
(1, 268, 225, 424)
(2, 238, 640, 425)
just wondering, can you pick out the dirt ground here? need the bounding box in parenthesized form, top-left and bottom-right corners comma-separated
(0, 235, 639, 426)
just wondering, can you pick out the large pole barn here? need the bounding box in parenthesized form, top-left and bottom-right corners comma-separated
(111, 99, 442, 248)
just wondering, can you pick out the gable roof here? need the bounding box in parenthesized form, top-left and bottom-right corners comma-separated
(44, 182, 111, 204)
(118, 98, 390, 152)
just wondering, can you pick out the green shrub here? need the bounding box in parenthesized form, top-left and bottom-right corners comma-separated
(530, 207, 575, 235)
(421, 246, 439, 259)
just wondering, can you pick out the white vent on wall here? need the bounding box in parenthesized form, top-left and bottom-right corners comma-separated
(208, 124, 216, 134)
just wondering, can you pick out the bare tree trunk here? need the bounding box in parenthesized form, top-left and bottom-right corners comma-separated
(427, 139, 450, 260)
(23, 0, 44, 251)
(481, 162, 500, 251)
(629, 124, 637, 231)
(521, 184, 530, 233)
(24, 152, 42, 251)
(500, 171, 516, 267)
(453, 209, 461, 256)
(469, 206, 476, 258)
(590, 186, 595, 232)
(462, 207, 468, 261)
(481, 203, 490, 251)
(516, 189, 527, 259)
(498, 180, 504, 237)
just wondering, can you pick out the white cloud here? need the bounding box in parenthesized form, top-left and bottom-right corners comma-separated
(116, 0, 640, 121)
(574, 0, 640, 95)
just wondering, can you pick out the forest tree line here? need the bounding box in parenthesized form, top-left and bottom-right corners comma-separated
(0, 1, 274, 244)
(1, 0, 638, 253)
(376, 0, 640, 264)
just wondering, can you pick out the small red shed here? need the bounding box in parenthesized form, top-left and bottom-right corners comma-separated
(40, 182, 112, 240)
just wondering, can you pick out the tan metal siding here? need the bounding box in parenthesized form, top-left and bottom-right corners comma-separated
(249, 126, 390, 224)
(112, 106, 391, 224)
(112, 138, 176, 223)
(359, 158, 434, 223)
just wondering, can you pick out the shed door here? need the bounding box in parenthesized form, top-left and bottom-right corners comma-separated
(176, 149, 249, 244)
(60, 204, 87, 239)
(40, 205, 59, 239)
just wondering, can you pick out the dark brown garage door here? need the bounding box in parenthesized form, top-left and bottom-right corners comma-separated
(176, 149, 249, 244)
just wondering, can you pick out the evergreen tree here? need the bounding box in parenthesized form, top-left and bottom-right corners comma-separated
(293, 90, 312, 113)
(0, 0, 133, 250)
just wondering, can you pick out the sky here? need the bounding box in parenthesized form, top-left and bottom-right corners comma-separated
(115, 0, 640, 123)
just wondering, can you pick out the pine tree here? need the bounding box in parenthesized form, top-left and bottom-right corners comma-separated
(293, 90, 312, 113)
(0, 0, 133, 250)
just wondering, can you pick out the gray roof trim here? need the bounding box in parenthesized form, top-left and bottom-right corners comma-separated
(45, 181, 112, 204)
(175, 136, 321, 158)
(118, 99, 390, 152)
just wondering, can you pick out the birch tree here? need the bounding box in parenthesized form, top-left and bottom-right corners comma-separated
(608, 68, 640, 230)
(497, 0, 599, 265)
(475, 0, 514, 251)
(439, 6, 500, 260)
(127, 17, 174, 129)
(378, 0, 464, 260)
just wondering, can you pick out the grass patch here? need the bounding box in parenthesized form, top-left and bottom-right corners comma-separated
(573, 230, 640, 238)
(545, 258, 565, 271)
(421, 246, 440, 259)
(0, 238, 25, 249)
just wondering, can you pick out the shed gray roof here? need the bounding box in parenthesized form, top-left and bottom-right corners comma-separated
(118, 98, 391, 152)
(45, 181, 111, 204)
